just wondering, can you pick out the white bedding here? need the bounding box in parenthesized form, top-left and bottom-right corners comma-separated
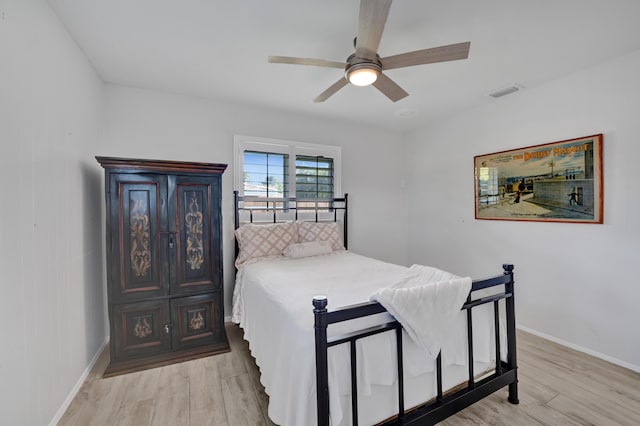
(370, 264, 472, 359)
(232, 251, 505, 426)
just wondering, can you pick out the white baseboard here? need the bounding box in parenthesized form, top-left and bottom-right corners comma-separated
(517, 324, 640, 373)
(49, 338, 109, 426)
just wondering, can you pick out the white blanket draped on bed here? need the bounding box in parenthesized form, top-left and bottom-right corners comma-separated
(370, 264, 472, 359)
(232, 251, 503, 426)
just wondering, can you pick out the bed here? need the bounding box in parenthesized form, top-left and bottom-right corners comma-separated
(232, 192, 518, 425)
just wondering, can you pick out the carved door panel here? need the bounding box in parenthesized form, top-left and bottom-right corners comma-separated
(170, 294, 223, 350)
(109, 174, 169, 302)
(112, 300, 171, 360)
(168, 175, 222, 295)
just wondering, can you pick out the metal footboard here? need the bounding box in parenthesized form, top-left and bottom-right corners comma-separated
(313, 264, 518, 426)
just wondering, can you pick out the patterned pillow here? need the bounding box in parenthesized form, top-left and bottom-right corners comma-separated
(283, 240, 334, 259)
(296, 221, 345, 251)
(235, 222, 298, 267)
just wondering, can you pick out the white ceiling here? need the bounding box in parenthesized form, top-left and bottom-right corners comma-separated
(48, 0, 640, 131)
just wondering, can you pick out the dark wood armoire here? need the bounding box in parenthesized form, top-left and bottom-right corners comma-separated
(96, 156, 229, 377)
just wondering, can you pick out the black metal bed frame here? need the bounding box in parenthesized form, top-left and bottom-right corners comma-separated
(233, 192, 518, 426)
(233, 190, 349, 249)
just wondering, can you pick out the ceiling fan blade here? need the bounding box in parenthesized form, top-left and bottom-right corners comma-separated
(355, 0, 392, 60)
(372, 72, 408, 102)
(380, 41, 471, 70)
(268, 56, 346, 69)
(313, 78, 349, 103)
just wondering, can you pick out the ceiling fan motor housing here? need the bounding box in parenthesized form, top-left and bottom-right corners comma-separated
(345, 53, 382, 83)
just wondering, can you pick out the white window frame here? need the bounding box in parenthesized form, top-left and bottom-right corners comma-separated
(233, 135, 342, 198)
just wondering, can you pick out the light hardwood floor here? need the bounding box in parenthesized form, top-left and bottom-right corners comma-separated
(59, 324, 640, 425)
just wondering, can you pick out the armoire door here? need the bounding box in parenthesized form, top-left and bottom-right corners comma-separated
(112, 300, 172, 360)
(168, 175, 222, 295)
(170, 293, 223, 350)
(109, 173, 170, 302)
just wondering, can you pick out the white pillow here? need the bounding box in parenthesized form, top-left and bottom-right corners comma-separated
(283, 240, 333, 259)
(235, 221, 298, 267)
(296, 221, 345, 251)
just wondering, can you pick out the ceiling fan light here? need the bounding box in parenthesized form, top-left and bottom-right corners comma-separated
(348, 68, 379, 86)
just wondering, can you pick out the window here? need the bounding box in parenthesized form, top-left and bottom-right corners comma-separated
(243, 151, 289, 197)
(295, 155, 333, 199)
(234, 135, 341, 200)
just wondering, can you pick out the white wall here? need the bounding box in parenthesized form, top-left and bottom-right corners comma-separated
(406, 49, 640, 371)
(99, 85, 410, 315)
(0, 0, 105, 425)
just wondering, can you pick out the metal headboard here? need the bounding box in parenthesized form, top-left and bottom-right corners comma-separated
(233, 191, 349, 250)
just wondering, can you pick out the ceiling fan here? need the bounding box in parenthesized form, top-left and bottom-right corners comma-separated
(268, 0, 471, 103)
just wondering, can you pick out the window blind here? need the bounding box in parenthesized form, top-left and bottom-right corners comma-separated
(295, 155, 334, 199)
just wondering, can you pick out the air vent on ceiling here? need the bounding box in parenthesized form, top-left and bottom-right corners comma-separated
(489, 84, 523, 99)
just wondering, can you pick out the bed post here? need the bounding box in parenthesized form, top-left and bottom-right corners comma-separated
(503, 263, 519, 405)
(313, 296, 330, 426)
(233, 190, 240, 229)
(234, 190, 240, 260)
(343, 193, 348, 250)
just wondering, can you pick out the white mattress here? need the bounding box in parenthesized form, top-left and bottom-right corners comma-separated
(232, 251, 505, 426)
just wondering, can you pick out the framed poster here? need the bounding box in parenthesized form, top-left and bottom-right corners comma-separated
(474, 134, 603, 223)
